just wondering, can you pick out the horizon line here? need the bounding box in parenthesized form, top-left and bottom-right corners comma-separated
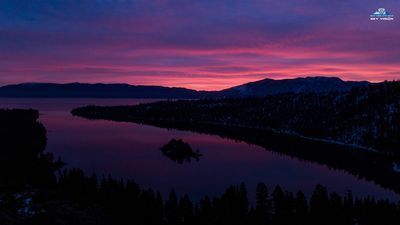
(0, 75, 385, 92)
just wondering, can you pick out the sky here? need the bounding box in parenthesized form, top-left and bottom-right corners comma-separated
(0, 0, 399, 90)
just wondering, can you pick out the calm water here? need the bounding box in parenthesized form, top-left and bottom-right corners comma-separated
(0, 98, 399, 201)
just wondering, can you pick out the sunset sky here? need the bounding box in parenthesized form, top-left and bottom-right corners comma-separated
(1, 0, 399, 90)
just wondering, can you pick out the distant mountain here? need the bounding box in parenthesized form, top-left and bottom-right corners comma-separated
(218, 77, 370, 97)
(0, 83, 206, 98)
(0, 77, 370, 98)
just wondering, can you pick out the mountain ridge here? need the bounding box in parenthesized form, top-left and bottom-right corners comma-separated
(218, 76, 370, 97)
(0, 77, 371, 98)
(0, 82, 207, 98)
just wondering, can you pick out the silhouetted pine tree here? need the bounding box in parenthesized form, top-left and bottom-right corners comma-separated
(294, 191, 309, 224)
(272, 186, 286, 225)
(165, 190, 179, 225)
(310, 184, 329, 225)
(179, 194, 194, 224)
(196, 196, 215, 225)
(254, 182, 272, 224)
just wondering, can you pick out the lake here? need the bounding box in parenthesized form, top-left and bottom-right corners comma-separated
(0, 98, 398, 201)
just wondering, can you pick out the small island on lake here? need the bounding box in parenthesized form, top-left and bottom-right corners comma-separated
(160, 139, 202, 164)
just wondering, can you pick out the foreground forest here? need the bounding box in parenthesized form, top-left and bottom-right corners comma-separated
(73, 81, 400, 154)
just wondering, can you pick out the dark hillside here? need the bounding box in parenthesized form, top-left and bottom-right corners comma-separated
(72, 81, 400, 154)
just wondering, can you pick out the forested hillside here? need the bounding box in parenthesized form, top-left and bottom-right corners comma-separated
(72, 81, 400, 154)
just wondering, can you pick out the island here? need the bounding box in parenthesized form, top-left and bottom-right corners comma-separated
(160, 139, 202, 164)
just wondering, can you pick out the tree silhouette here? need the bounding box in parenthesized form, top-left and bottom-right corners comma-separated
(165, 190, 179, 224)
(294, 191, 308, 224)
(254, 182, 272, 224)
(310, 184, 330, 224)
